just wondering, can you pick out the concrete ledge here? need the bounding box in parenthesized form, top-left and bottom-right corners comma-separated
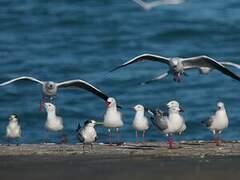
(1, 141, 240, 157)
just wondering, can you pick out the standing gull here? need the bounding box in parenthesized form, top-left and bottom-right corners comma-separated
(76, 120, 102, 151)
(133, 0, 184, 10)
(110, 54, 240, 83)
(6, 114, 21, 146)
(148, 100, 186, 149)
(104, 97, 124, 145)
(44, 102, 66, 144)
(202, 102, 229, 146)
(132, 105, 149, 144)
(0, 76, 109, 111)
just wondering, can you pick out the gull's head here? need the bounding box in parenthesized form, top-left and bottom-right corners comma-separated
(167, 100, 183, 112)
(217, 102, 224, 110)
(170, 57, 181, 69)
(9, 114, 18, 122)
(84, 120, 96, 127)
(44, 102, 56, 112)
(106, 97, 116, 108)
(46, 81, 56, 90)
(133, 104, 144, 112)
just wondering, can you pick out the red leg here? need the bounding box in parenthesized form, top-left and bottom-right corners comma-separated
(214, 133, 221, 146)
(142, 130, 145, 144)
(39, 96, 46, 112)
(167, 136, 175, 149)
(135, 130, 139, 144)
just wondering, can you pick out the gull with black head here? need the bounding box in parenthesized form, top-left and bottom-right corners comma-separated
(76, 120, 102, 151)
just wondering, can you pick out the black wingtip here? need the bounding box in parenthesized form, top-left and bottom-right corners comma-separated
(201, 120, 206, 125)
(76, 123, 81, 132)
(109, 67, 120, 73)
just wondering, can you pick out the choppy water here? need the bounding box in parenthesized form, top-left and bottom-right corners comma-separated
(0, 0, 240, 144)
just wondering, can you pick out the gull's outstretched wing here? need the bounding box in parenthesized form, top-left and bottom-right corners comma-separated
(221, 62, 240, 69)
(133, 0, 151, 10)
(141, 72, 169, 85)
(110, 54, 170, 72)
(133, 0, 184, 10)
(0, 76, 44, 86)
(182, 56, 240, 81)
(57, 80, 109, 101)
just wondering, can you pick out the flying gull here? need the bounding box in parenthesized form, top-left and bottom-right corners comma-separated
(202, 102, 229, 146)
(132, 104, 149, 144)
(6, 114, 21, 146)
(76, 120, 102, 151)
(104, 97, 124, 145)
(0, 76, 109, 111)
(148, 100, 186, 149)
(110, 54, 240, 83)
(133, 0, 184, 10)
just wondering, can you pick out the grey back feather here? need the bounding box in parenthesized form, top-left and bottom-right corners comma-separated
(147, 108, 168, 131)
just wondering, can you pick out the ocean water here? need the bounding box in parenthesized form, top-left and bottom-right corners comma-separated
(0, 0, 240, 144)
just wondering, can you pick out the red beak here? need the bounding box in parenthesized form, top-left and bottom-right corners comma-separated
(105, 101, 111, 107)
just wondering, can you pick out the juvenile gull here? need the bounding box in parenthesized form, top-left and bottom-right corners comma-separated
(44, 102, 66, 144)
(0, 76, 109, 111)
(202, 102, 229, 146)
(76, 120, 101, 151)
(104, 97, 124, 145)
(133, 0, 184, 10)
(110, 54, 240, 83)
(6, 114, 21, 145)
(148, 100, 186, 149)
(132, 105, 149, 144)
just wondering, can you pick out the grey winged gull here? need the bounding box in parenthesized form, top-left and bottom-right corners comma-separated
(202, 102, 229, 146)
(0, 76, 109, 111)
(148, 100, 186, 149)
(110, 54, 240, 83)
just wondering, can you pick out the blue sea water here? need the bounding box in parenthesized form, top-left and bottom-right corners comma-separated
(0, 0, 240, 144)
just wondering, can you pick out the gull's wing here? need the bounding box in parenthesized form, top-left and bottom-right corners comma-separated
(201, 116, 214, 128)
(133, 0, 150, 10)
(182, 56, 240, 81)
(133, 0, 184, 10)
(221, 62, 240, 69)
(110, 54, 170, 72)
(0, 76, 44, 86)
(57, 80, 109, 101)
(77, 129, 85, 143)
(141, 72, 169, 85)
(148, 109, 168, 131)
